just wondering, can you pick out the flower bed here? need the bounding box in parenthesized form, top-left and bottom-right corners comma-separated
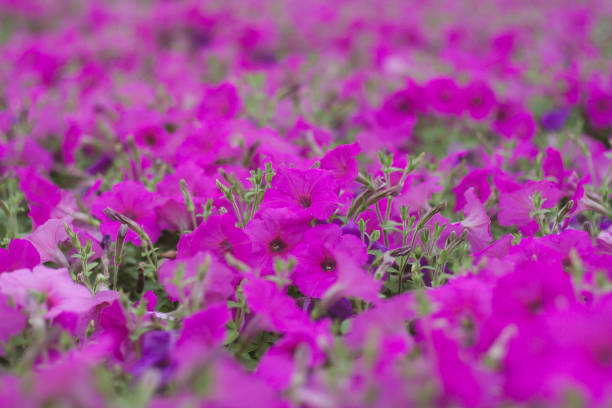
(0, 1, 611, 407)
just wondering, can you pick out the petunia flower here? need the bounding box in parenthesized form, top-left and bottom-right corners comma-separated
(242, 274, 320, 336)
(319, 142, 361, 188)
(453, 169, 491, 212)
(430, 329, 485, 407)
(292, 224, 367, 298)
(132, 330, 176, 386)
(159, 251, 236, 304)
(463, 79, 496, 120)
(321, 252, 381, 306)
(395, 171, 443, 212)
(25, 217, 71, 267)
(17, 167, 62, 227)
(375, 81, 426, 127)
(197, 357, 287, 408)
(540, 107, 569, 132)
(344, 293, 414, 354)
(459, 187, 492, 252)
(425, 77, 465, 116)
(503, 297, 612, 404)
(177, 302, 230, 348)
(195, 82, 241, 120)
(287, 117, 333, 150)
(497, 180, 562, 235)
(493, 102, 536, 140)
(0, 293, 26, 345)
(91, 181, 160, 246)
(585, 82, 612, 129)
(0, 239, 40, 273)
(0, 266, 116, 336)
(261, 168, 339, 220)
(177, 213, 252, 263)
(245, 208, 309, 275)
(597, 224, 612, 253)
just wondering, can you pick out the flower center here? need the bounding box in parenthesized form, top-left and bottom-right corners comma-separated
(299, 196, 312, 208)
(269, 238, 286, 253)
(395, 98, 412, 113)
(320, 257, 337, 272)
(526, 297, 543, 314)
(220, 239, 233, 253)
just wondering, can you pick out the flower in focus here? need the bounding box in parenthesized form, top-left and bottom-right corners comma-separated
(292, 224, 367, 298)
(261, 168, 339, 220)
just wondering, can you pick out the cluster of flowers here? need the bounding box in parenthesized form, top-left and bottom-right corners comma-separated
(1, 0, 612, 406)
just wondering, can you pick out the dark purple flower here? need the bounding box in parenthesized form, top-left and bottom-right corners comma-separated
(540, 108, 569, 131)
(132, 331, 176, 386)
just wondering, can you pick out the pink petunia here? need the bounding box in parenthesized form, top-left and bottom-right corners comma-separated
(0, 239, 41, 273)
(497, 180, 562, 235)
(425, 77, 465, 116)
(17, 167, 62, 227)
(0, 293, 26, 344)
(463, 79, 496, 120)
(261, 168, 339, 220)
(91, 181, 161, 246)
(319, 142, 361, 188)
(245, 208, 309, 275)
(159, 251, 236, 304)
(493, 103, 536, 140)
(177, 213, 252, 263)
(460, 187, 492, 252)
(292, 224, 367, 298)
(322, 252, 381, 305)
(25, 217, 71, 267)
(453, 169, 491, 212)
(177, 302, 230, 348)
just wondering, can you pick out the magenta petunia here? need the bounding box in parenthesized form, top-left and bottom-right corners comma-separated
(431, 329, 485, 407)
(195, 82, 241, 120)
(0, 265, 110, 336)
(322, 251, 381, 305)
(497, 180, 562, 234)
(395, 171, 443, 212)
(493, 102, 537, 140)
(245, 208, 309, 275)
(91, 181, 161, 246)
(375, 81, 426, 127)
(425, 77, 465, 116)
(320, 142, 361, 187)
(25, 217, 71, 267)
(0, 293, 26, 344)
(17, 167, 62, 227)
(459, 187, 492, 252)
(453, 169, 491, 212)
(242, 274, 317, 336)
(0, 239, 41, 273)
(287, 117, 333, 149)
(344, 294, 414, 353)
(159, 251, 236, 304)
(292, 224, 367, 298)
(504, 298, 612, 403)
(261, 167, 339, 220)
(177, 302, 230, 348)
(463, 79, 496, 120)
(177, 213, 252, 263)
(585, 83, 612, 129)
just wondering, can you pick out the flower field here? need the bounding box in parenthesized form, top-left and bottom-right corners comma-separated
(1, 0, 612, 406)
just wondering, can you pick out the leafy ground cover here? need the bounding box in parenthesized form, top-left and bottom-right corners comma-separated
(1, 1, 612, 407)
